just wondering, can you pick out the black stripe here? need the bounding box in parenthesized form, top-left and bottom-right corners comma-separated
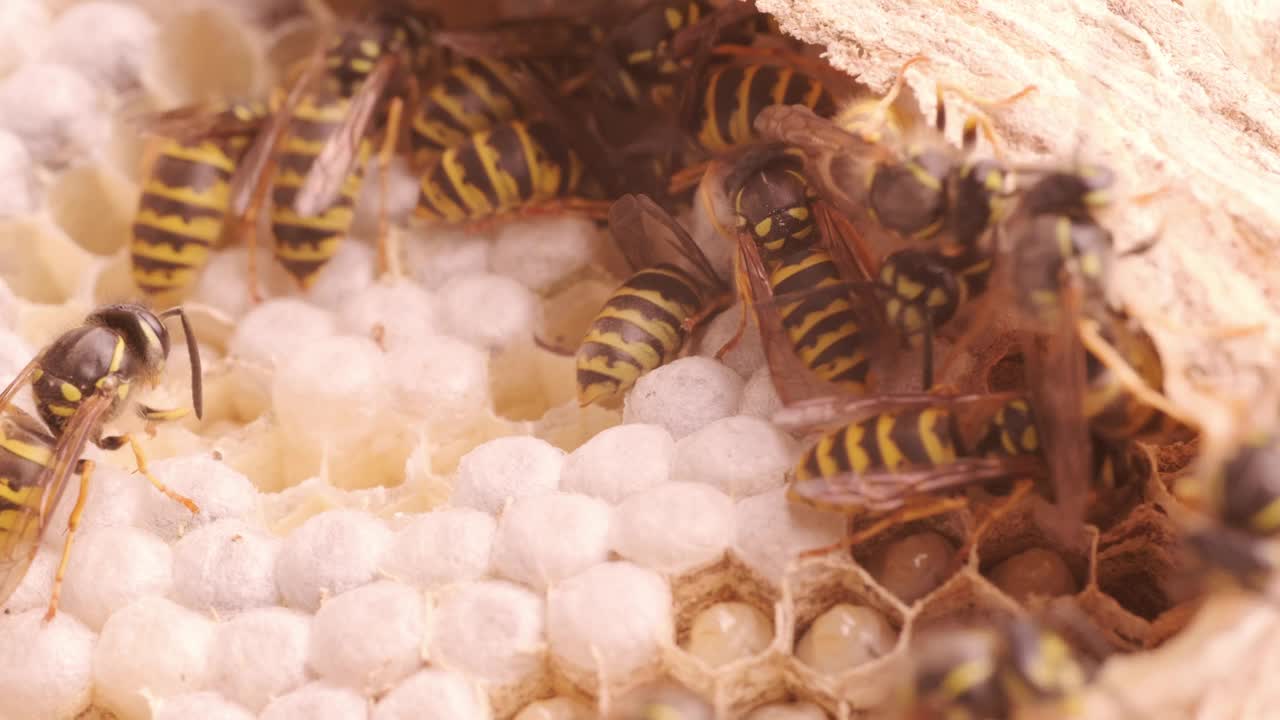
(812, 86, 836, 118)
(464, 58, 524, 118)
(602, 292, 684, 337)
(486, 123, 535, 203)
(452, 139, 503, 210)
(770, 257, 842, 295)
(627, 268, 702, 308)
(526, 122, 575, 195)
(577, 344, 644, 371)
(828, 359, 872, 386)
(860, 416, 884, 470)
(801, 447, 823, 478)
(131, 224, 214, 255)
(422, 163, 466, 215)
(892, 408, 934, 467)
(806, 322, 867, 371)
(791, 307, 858, 353)
(576, 367, 629, 388)
(277, 257, 329, 283)
(591, 314, 677, 365)
(746, 65, 781, 135)
(289, 112, 342, 145)
(828, 426, 853, 473)
(151, 153, 232, 192)
(139, 194, 227, 224)
(277, 151, 318, 178)
(712, 65, 744, 146)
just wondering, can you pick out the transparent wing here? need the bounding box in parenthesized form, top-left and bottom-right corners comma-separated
(0, 360, 45, 606)
(789, 455, 1045, 513)
(0, 390, 113, 607)
(132, 103, 268, 144)
(292, 55, 399, 219)
(434, 17, 599, 60)
(608, 194, 725, 290)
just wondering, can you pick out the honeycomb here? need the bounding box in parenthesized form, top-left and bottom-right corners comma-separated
(0, 1, 1275, 720)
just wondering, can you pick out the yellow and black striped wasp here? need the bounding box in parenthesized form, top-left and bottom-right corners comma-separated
(899, 616, 1093, 720)
(0, 304, 203, 619)
(779, 391, 1047, 557)
(129, 99, 272, 300)
(575, 194, 731, 406)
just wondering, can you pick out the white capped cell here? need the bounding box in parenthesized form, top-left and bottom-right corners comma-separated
(438, 272, 536, 349)
(451, 436, 564, 515)
(209, 607, 312, 713)
(153, 691, 255, 720)
(43, 462, 145, 540)
(0, 544, 58, 616)
(385, 334, 491, 423)
(228, 298, 336, 418)
(559, 423, 674, 504)
(372, 668, 489, 720)
(271, 334, 389, 452)
(794, 604, 896, 674)
(672, 415, 794, 498)
(260, 682, 370, 720)
(0, 0, 49, 77)
(623, 357, 744, 440)
(139, 454, 260, 541)
(310, 580, 428, 695)
(380, 508, 496, 590)
(44, 2, 157, 92)
(93, 596, 215, 720)
(60, 525, 173, 631)
(172, 519, 281, 616)
(0, 130, 36, 217)
(611, 482, 734, 575)
(405, 231, 490, 290)
(694, 304, 766, 379)
(732, 487, 847, 586)
(513, 697, 596, 720)
(338, 279, 438, 351)
(491, 216, 598, 292)
(0, 62, 105, 167)
(739, 365, 782, 419)
(0, 610, 95, 720)
(275, 509, 393, 612)
(193, 247, 294, 319)
(492, 492, 612, 592)
(303, 239, 377, 312)
(546, 561, 672, 678)
(430, 580, 545, 685)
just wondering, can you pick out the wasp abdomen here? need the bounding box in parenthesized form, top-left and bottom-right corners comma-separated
(797, 407, 961, 482)
(575, 265, 704, 405)
(697, 63, 835, 153)
(769, 247, 871, 392)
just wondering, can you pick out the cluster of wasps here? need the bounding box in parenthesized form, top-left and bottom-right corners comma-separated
(0, 1, 1274, 718)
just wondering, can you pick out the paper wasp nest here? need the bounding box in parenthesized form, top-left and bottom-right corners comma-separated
(0, 0, 1276, 719)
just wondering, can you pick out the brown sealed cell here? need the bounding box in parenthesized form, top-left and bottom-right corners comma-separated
(853, 509, 973, 606)
(972, 493, 1093, 604)
(662, 557, 788, 715)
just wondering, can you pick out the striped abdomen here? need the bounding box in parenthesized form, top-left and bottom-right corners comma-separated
(130, 139, 240, 296)
(795, 407, 960, 485)
(0, 407, 56, 603)
(769, 247, 871, 393)
(971, 399, 1041, 458)
(576, 264, 705, 406)
(410, 57, 537, 158)
(269, 92, 370, 287)
(416, 120, 587, 224)
(696, 63, 835, 153)
(732, 152, 818, 261)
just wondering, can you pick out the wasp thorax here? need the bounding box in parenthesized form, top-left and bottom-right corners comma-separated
(868, 148, 952, 238)
(87, 303, 171, 368)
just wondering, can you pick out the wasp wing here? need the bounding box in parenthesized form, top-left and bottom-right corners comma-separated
(789, 455, 1045, 514)
(435, 16, 599, 61)
(608, 194, 724, 291)
(291, 54, 399, 219)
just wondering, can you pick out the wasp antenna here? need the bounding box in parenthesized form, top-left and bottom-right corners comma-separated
(161, 307, 204, 420)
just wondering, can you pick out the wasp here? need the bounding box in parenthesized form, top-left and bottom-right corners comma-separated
(0, 304, 203, 619)
(576, 194, 730, 406)
(129, 100, 271, 299)
(782, 392, 1046, 556)
(900, 617, 1091, 720)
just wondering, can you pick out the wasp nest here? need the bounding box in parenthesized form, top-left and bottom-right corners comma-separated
(0, 1, 1277, 719)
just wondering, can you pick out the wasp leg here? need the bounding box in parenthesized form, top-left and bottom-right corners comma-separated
(375, 96, 405, 280)
(798, 496, 969, 559)
(1075, 318, 1198, 427)
(850, 55, 931, 142)
(45, 459, 94, 622)
(669, 161, 710, 195)
(101, 434, 199, 514)
(713, 247, 756, 359)
(959, 479, 1035, 562)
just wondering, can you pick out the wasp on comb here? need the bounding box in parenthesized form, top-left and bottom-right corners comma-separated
(0, 304, 203, 619)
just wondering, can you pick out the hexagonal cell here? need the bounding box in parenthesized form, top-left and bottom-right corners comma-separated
(1095, 505, 1186, 624)
(602, 678, 712, 720)
(780, 557, 908, 712)
(909, 571, 1022, 635)
(852, 508, 973, 607)
(983, 349, 1026, 394)
(973, 493, 1093, 604)
(662, 556, 787, 713)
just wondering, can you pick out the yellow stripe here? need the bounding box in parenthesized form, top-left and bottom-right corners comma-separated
(142, 179, 233, 209)
(158, 142, 236, 172)
(731, 65, 759, 145)
(877, 413, 904, 470)
(109, 337, 126, 373)
(133, 210, 223, 243)
(0, 434, 53, 467)
(919, 408, 955, 464)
